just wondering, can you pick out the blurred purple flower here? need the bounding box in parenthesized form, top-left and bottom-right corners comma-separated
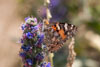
(21, 24, 26, 30)
(50, 0, 60, 7)
(26, 32, 33, 39)
(37, 0, 68, 22)
(20, 38, 24, 43)
(25, 17, 30, 22)
(21, 45, 31, 51)
(35, 34, 44, 47)
(33, 25, 39, 30)
(26, 59, 33, 65)
(31, 24, 42, 33)
(33, 18, 37, 22)
(41, 62, 51, 67)
(23, 33, 27, 39)
(26, 24, 30, 27)
(20, 52, 26, 58)
(46, 62, 51, 67)
(50, 5, 68, 22)
(39, 34, 44, 43)
(36, 53, 44, 61)
(41, 62, 46, 67)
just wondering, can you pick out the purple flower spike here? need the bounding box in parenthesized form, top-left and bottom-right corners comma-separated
(20, 16, 47, 67)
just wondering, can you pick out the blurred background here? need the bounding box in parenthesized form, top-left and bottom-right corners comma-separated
(0, 0, 100, 67)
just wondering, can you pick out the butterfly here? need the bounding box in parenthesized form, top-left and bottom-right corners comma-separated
(43, 21, 77, 52)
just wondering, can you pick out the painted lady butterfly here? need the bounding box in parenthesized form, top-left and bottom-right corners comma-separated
(44, 22, 77, 52)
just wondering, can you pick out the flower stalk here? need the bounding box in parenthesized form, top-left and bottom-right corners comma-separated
(44, 0, 54, 67)
(66, 37, 76, 67)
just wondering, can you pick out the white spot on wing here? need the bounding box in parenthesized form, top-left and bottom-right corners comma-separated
(56, 24, 60, 30)
(64, 23, 68, 31)
(70, 25, 74, 29)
